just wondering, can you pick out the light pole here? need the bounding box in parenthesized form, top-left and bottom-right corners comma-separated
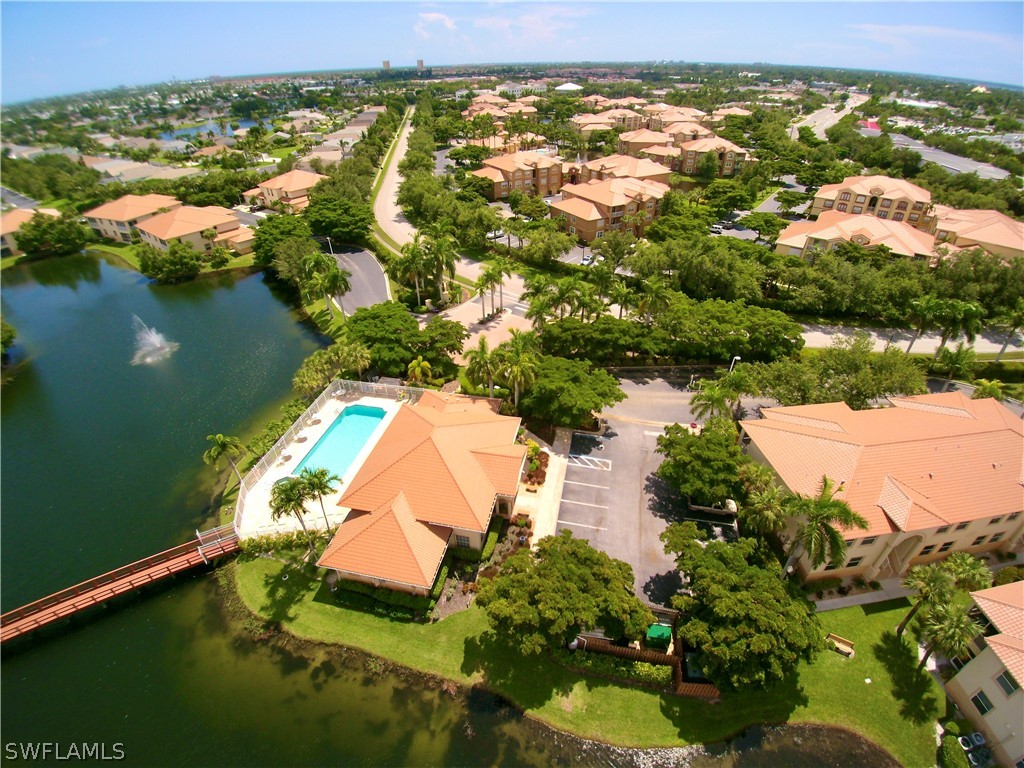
(729, 355, 741, 373)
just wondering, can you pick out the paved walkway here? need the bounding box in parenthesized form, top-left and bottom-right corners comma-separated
(801, 323, 1022, 356)
(373, 109, 417, 251)
(514, 451, 568, 546)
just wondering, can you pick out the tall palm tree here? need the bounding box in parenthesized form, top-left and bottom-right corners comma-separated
(896, 564, 954, 637)
(993, 299, 1024, 363)
(406, 355, 432, 385)
(906, 295, 941, 354)
(935, 342, 977, 391)
(493, 330, 539, 409)
(943, 552, 991, 592)
(608, 280, 636, 320)
(491, 258, 514, 312)
(203, 434, 246, 486)
(475, 280, 489, 321)
(553, 276, 585, 320)
(464, 336, 496, 396)
(425, 232, 459, 304)
(481, 261, 507, 315)
(739, 461, 778, 497)
(298, 467, 342, 531)
(269, 476, 316, 551)
(691, 381, 731, 420)
(345, 342, 371, 381)
(396, 234, 429, 307)
(742, 484, 790, 537)
(785, 476, 868, 570)
(932, 299, 971, 360)
(917, 602, 982, 671)
(636, 276, 672, 326)
(588, 261, 616, 301)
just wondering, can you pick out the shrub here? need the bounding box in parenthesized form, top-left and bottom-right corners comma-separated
(238, 530, 329, 555)
(994, 565, 1024, 586)
(334, 578, 432, 612)
(853, 576, 868, 589)
(550, 648, 673, 687)
(480, 525, 502, 561)
(943, 721, 961, 737)
(429, 563, 449, 601)
(939, 734, 970, 768)
(804, 576, 843, 594)
(869, 580, 882, 591)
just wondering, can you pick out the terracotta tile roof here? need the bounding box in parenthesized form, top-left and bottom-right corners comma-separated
(471, 94, 509, 105)
(971, 582, 1024, 639)
(639, 145, 682, 159)
(317, 492, 450, 589)
(340, 391, 525, 532)
(550, 197, 604, 222)
(560, 177, 670, 208)
(1, 208, 59, 236)
(134, 205, 239, 241)
(83, 194, 180, 223)
(776, 210, 938, 259)
(502, 103, 538, 115)
(619, 129, 674, 144)
(642, 102, 674, 114)
(576, 153, 673, 181)
(482, 151, 561, 174)
(664, 121, 715, 138)
(471, 167, 505, 182)
(259, 169, 327, 193)
(741, 393, 1024, 537)
(658, 107, 708, 123)
(678, 137, 747, 154)
(712, 107, 753, 118)
(816, 175, 932, 205)
(988, 634, 1024, 683)
(933, 205, 1024, 257)
(572, 113, 619, 127)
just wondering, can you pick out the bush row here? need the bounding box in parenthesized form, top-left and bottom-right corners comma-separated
(334, 577, 434, 613)
(550, 647, 674, 688)
(238, 530, 330, 555)
(938, 734, 970, 768)
(995, 565, 1024, 586)
(332, 589, 417, 621)
(245, 398, 313, 459)
(448, 518, 505, 563)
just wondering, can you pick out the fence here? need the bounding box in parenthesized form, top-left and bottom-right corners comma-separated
(233, 379, 433, 536)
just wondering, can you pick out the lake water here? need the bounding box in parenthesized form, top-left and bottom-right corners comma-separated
(0, 255, 899, 767)
(160, 118, 273, 141)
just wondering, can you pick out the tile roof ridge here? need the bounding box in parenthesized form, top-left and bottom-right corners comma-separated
(341, 406, 432, 499)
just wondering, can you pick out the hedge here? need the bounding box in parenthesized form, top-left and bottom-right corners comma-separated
(550, 647, 674, 688)
(334, 578, 433, 612)
(995, 565, 1024, 586)
(238, 530, 330, 555)
(449, 517, 505, 563)
(939, 735, 970, 768)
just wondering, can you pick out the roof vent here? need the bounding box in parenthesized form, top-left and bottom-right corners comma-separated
(928, 472, 934, 479)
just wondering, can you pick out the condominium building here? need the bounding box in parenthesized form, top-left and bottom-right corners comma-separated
(775, 211, 940, 261)
(469, 151, 564, 200)
(549, 177, 669, 242)
(944, 582, 1023, 768)
(571, 109, 645, 133)
(564, 154, 673, 185)
(740, 392, 1024, 583)
(569, 113, 616, 135)
(664, 122, 717, 145)
(83, 193, 182, 243)
(933, 205, 1024, 260)
(134, 205, 254, 254)
(243, 169, 328, 213)
(617, 129, 675, 156)
(649, 107, 708, 131)
(809, 175, 937, 234)
(676, 137, 751, 177)
(0, 208, 60, 256)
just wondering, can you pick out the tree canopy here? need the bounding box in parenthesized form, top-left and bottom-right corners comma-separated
(14, 212, 90, 257)
(518, 355, 624, 427)
(655, 417, 746, 508)
(252, 214, 313, 267)
(476, 530, 654, 655)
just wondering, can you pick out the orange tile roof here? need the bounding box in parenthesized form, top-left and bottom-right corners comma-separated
(933, 205, 1024, 256)
(776, 210, 938, 259)
(134, 205, 238, 241)
(482, 151, 562, 174)
(639, 145, 682, 159)
(972, 582, 1024, 639)
(741, 393, 1023, 537)
(678, 136, 747, 154)
(0, 208, 59, 236)
(317, 492, 449, 589)
(550, 196, 604, 222)
(619, 128, 673, 144)
(577, 154, 673, 180)
(471, 167, 505, 182)
(988, 634, 1024, 683)
(259, 169, 327, 194)
(657, 107, 708, 123)
(560, 177, 670, 208)
(83, 194, 180, 223)
(340, 391, 525, 532)
(816, 175, 932, 205)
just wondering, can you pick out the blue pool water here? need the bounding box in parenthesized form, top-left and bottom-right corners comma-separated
(295, 404, 386, 475)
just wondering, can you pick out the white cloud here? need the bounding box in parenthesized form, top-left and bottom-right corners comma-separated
(473, 5, 591, 45)
(845, 23, 1017, 53)
(415, 12, 456, 40)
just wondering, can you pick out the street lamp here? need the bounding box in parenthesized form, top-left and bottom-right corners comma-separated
(729, 355, 742, 373)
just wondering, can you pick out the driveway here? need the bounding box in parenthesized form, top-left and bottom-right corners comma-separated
(331, 246, 390, 314)
(858, 129, 1010, 180)
(372, 109, 417, 250)
(755, 174, 810, 216)
(1, 186, 40, 209)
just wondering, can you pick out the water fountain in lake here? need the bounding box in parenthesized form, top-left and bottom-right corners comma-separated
(130, 315, 179, 365)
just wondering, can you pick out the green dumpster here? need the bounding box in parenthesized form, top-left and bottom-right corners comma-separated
(646, 624, 672, 650)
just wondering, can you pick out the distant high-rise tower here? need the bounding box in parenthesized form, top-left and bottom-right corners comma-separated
(417, 59, 424, 73)
(383, 60, 391, 72)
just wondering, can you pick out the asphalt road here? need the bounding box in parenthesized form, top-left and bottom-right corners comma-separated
(859, 130, 1010, 180)
(1, 186, 40, 209)
(332, 247, 390, 314)
(792, 94, 870, 140)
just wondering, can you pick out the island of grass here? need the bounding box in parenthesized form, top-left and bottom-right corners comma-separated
(233, 555, 943, 767)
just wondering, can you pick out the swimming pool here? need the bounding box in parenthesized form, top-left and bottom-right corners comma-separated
(294, 404, 387, 476)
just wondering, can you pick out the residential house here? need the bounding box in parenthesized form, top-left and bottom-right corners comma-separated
(933, 205, 1024, 260)
(808, 175, 937, 234)
(243, 169, 328, 212)
(83, 193, 181, 243)
(0, 208, 60, 257)
(740, 392, 1024, 583)
(582, 95, 611, 111)
(598, 108, 646, 130)
(704, 106, 753, 124)
(462, 103, 510, 122)
(501, 102, 538, 117)
(134, 205, 254, 254)
(664, 122, 717, 145)
(676, 137, 751, 177)
(649, 107, 708, 130)
(549, 177, 670, 242)
(570, 113, 616, 135)
(617, 129, 674, 156)
(318, 392, 525, 596)
(564, 154, 673, 185)
(775, 211, 940, 261)
(944, 582, 1023, 768)
(470, 151, 564, 200)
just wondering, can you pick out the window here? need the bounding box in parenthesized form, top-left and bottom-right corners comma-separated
(971, 690, 993, 715)
(569, 226, 576, 235)
(846, 557, 863, 568)
(840, 192, 851, 201)
(880, 199, 892, 208)
(912, 202, 924, 211)
(938, 541, 954, 553)
(837, 203, 848, 212)
(896, 201, 908, 210)
(972, 536, 987, 546)
(844, 539, 854, 547)
(956, 522, 970, 531)
(989, 516, 1003, 525)
(990, 532, 1004, 543)
(823, 562, 837, 571)
(823, 200, 834, 208)
(855, 195, 866, 203)
(997, 670, 1020, 696)
(596, 231, 604, 239)
(893, 213, 905, 222)
(861, 537, 877, 546)
(937, 526, 950, 534)
(852, 206, 863, 214)
(455, 535, 470, 549)
(1008, 512, 1021, 521)
(920, 545, 936, 556)
(570, 215, 576, 223)
(909, 214, 919, 222)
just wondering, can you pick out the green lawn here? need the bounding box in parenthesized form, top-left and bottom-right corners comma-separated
(269, 145, 299, 159)
(234, 557, 942, 766)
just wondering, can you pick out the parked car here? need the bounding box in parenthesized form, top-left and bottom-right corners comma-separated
(709, 224, 724, 234)
(486, 230, 505, 240)
(581, 252, 595, 266)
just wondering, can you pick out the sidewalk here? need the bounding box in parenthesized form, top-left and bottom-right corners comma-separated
(813, 576, 913, 612)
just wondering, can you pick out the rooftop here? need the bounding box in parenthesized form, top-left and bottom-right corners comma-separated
(259, 169, 328, 193)
(933, 205, 1024, 255)
(1, 207, 59, 236)
(559, 176, 670, 208)
(83, 193, 181, 223)
(816, 175, 932, 204)
(970, 582, 1024, 682)
(134, 205, 239, 241)
(776, 210, 938, 259)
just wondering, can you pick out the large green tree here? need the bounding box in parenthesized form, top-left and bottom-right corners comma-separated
(14, 212, 89, 257)
(303, 196, 373, 244)
(655, 417, 746, 508)
(252, 214, 313, 267)
(661, 523, 823, 690)
(518, 355, 624, 428)
(137, 240, 204, 283)
(476, 530, 654, 655)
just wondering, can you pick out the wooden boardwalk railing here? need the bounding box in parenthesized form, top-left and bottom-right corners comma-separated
(0, 525, 239, 644)
(577, 634, 721, 701)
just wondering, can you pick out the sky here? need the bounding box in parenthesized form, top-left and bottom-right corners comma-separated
(2, 1, 1022, 104)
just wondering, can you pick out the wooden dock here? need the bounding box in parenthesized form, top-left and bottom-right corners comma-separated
(0, 525, 239, 644)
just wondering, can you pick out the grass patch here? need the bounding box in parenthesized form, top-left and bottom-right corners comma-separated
(234, 557, 939, 765)
(269, 145, 299, 159)
(300, 295, 347, 340)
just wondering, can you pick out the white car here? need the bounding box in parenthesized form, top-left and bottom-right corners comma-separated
(709, 224, 724, 234)
(486, 230, 505, 241)
(581, 252, 594, 266)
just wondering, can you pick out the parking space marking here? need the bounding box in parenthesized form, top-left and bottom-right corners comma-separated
(560, 499, 609, 509)
(559, 521, 608, 531)
(567, 455, 612, 470)
(563, 480, 610, 490)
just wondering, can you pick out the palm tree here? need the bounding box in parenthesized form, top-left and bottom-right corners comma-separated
(636, 276, 672, 326)
(608, 281, 636, 320)
(944, 552, 991, 592)
(491, 258, 514, 312)
(971, 378, 1005, 401)
(425, 232, 459, 304)
(917, 602, 982, 671)
(203, 433, 246, 486)
(993, 299, 1024, 363)
(691, 381, 731, 420)
(322, 266, 352, 317)
(464, 337, 496, 396)
(406, 355, 432, 385)
(475, 280, 489, 321)
(298, 467, 342, 531)
(896, 564, 954, 637)
(935, 342, 977, 391)
(742, 484, 790, 537)
(933, 299, 980, 360)
(588, 261, 616, 301)
(906, 295, 941, 354)
(493, 330, 539, 409)
(200, 228, 218, 253)
(553, 276, 585, 320)
(269, 476, 316, 551)
(785, 476, 869, 570)
(346, 342, 371, 381)
(396, 234, 429, 306)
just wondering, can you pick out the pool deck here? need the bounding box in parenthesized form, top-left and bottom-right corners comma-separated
(237, 394, 400, 539)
